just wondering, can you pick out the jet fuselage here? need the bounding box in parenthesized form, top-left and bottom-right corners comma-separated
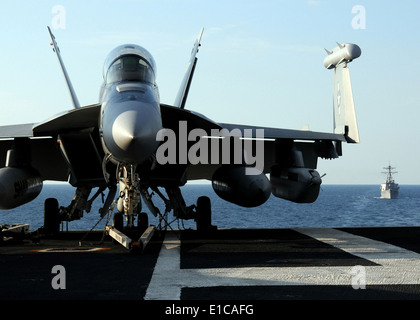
(99, 44, 162, 165)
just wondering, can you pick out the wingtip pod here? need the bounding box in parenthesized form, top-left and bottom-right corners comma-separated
(323, 43, 361, 69)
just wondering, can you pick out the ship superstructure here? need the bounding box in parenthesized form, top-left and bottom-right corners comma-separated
(380, 165, 399, 199)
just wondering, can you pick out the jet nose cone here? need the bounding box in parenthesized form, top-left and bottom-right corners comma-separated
(111, 109, 161, 164)
(112, 110, 140, 149)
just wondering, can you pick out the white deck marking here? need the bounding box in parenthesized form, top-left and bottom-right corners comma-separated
(144, 228, 420, 300)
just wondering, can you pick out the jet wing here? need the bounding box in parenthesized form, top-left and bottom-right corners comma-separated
(0, 136, 69, 181)
(0, 103, 221, 184)
(0, 103, 102, 183)
(0, 123, 35, 138)
(33, 103, 101, 136)
(185, 121, 345, 180)
(0, 103, 101, 139)
(160, 105, 345, 142)
(218, 122, 346, 142)
(154, 106, 345, 182)
(0, 102, 346, 183)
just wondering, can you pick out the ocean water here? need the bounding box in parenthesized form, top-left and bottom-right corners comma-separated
(1, 184, 420, 231)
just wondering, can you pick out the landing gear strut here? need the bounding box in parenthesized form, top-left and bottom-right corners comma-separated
(43, 162, 216, 252)
(105, 164, 156, 252)
(141, 185, 215, 232)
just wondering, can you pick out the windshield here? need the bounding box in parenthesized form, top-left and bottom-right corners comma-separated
(106, 55, 155, 84)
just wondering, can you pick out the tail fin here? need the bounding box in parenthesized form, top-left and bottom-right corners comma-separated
(174, 28, 204, 109)
(333, 64, 359, 143)
(47, 26, 81, 109)
(324, 42, 361, 143)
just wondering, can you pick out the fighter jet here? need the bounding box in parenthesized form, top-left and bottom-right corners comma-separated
(0, 28, 360, 249)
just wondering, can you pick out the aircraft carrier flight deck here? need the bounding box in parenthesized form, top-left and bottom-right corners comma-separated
(2, 226, 420, 301)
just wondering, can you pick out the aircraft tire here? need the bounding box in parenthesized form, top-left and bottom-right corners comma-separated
(196, 196, 211, 231)
(138, 211, 149, 233)
(113, 211, 123, 231)
(44, 198, 60, 234)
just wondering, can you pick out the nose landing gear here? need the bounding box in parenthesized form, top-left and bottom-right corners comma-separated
(106, 164, 155, 253)
(106, 164, 216, 252)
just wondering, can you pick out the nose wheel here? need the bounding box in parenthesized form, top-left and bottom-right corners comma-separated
(112, 210, 149, 234)
(106, 164, 156, 253)
(108, 210, 154, 253)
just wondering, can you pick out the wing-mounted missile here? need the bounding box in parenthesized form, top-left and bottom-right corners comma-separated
(323, 42, 361, 69)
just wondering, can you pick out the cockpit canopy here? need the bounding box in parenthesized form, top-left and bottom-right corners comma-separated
(103, 44, 156, 85)
(106, 55, 155, 84)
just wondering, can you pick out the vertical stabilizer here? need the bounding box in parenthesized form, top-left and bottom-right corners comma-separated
(324, 42, 361, 143)
(47, 26, 81, 109)
(174, 28, 204, 109)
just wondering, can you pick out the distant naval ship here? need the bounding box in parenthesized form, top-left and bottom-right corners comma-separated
(380, 165, 399, 199)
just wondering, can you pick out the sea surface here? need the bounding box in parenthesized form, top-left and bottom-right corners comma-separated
(1, 184, 420, 231)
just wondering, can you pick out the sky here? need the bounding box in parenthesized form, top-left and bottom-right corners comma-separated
(0, 0, 419, 184)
